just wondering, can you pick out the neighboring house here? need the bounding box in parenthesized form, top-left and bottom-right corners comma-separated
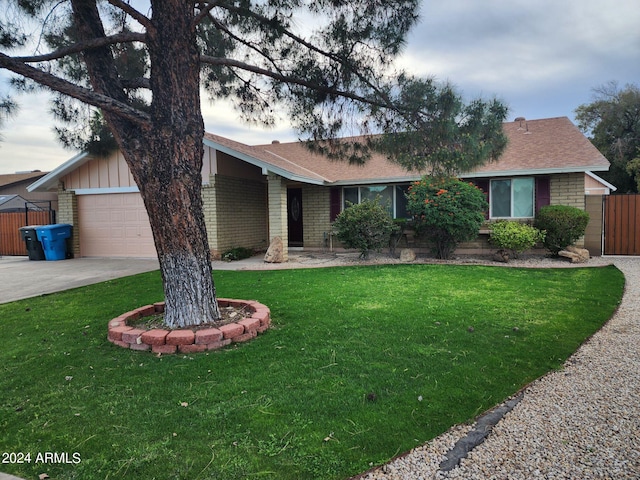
(0, 171, 58, 213)
(0, 194, 43, 212)
(29, 116, 612, 259)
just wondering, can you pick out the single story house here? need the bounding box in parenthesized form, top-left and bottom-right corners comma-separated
(29, 116, 612, 259)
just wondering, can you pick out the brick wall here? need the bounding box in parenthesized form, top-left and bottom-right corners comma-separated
(57, 184, 80, 257)
(201, 177, 218, 256)
(205, 175, 268, 258)
(302, 185, 331, 248)
(267, 174, 288, 261)
(550, 172, 585, 210)
(549, 172, 587, 247)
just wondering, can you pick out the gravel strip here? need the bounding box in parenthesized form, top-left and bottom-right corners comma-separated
(358, 256, 640, 480)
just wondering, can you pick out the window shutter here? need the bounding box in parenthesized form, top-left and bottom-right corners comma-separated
(329, 187, 341, 221)
(472, 179, 490, 220)
(535, 176, 551, 215)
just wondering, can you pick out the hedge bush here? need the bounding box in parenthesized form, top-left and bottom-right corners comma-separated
(489, 221, 545, 258)
(332, 198, 397, 259)
(534, 205, 590, 256)
(222, 246, 254, 261)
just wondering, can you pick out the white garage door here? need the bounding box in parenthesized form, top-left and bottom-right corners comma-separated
(78, 193, 156, 257)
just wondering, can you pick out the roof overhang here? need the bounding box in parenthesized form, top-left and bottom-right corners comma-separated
(586, 171, 617, 192)
(204, 137, 327, 185)
(27, 152, 91, 192)
(329, 175, 422, 186)
(460, 165, 610, 179)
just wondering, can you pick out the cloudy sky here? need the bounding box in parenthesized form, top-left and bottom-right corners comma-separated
(1, 0, 639, 174)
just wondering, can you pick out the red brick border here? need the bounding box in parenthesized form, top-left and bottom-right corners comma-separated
(107, 298, 271, 354)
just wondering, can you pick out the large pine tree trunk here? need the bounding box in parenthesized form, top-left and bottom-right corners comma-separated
(138, 151, 221, 329)
(131, 0, 220, 328)
(72, 0, 220, 327)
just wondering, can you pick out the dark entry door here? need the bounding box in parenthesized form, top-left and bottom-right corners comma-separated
(287, 188, 304, 247)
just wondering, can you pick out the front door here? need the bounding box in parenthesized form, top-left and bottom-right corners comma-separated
(287, 188, 303, 247)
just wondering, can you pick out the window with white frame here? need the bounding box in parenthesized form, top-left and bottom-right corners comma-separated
(490, 178, 534, 218)
(342, 184, 410, 219)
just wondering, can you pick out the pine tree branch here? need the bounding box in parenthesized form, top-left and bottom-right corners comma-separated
(200, 55, 405, 114)
(0, 52, 150, 126)
(192, 1, 222, 29)
(217, 3, 393, 106)
(11, 32, 146, 63)
(106, 0, 152, 30)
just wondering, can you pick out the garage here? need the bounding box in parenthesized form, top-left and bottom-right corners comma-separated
(77, 193, 156, 257)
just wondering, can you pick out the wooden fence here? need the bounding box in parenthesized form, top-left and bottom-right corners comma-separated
(0, 211, 53, 256)
(604, 194, 640, 255)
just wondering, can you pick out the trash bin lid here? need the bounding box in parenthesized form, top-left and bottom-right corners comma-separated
(36, 223, 72, 231)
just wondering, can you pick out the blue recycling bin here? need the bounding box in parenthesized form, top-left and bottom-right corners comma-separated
(36, 224, 72, 261)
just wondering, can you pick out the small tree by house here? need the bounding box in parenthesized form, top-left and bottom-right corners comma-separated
(332, 198, 397, 259)
(534, 205, 590, 256)
(406, 177, 488, 259)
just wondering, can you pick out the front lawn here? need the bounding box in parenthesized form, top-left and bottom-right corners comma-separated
(0, 264, 624, 479)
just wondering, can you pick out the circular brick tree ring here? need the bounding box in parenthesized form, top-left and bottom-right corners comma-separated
(107, 298, 271, 354)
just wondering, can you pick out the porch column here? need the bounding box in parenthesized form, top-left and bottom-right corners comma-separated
(57, 183, 80, 257)
(267, 173, 288, 261)
(201, 175, 220, 259)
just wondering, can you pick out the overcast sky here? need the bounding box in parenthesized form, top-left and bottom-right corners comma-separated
(1, 0, 639, 174)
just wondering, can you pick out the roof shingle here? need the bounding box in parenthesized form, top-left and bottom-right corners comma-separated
(246, 116, 610, 183)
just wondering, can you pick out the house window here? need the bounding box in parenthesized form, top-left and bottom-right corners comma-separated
(490, 178, 534, 218)
(342, 184, 410, 219)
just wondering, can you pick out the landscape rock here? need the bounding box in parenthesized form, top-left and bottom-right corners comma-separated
(264, 236, 285, 263)
(492, 250, 510, 263)
(399, 248, 416, 262)
(558, 245, 590, 263)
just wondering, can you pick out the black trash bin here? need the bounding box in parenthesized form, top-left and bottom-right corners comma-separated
(19, 226, 46, 261)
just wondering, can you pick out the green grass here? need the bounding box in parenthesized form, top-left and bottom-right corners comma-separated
(0, 264, 624, 480)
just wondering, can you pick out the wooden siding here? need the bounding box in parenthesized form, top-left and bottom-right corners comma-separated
(63, 148, 219, 190)
(63, 151, 136, 190)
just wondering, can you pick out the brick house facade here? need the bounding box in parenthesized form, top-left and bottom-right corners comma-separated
(31, 116, 612, 259)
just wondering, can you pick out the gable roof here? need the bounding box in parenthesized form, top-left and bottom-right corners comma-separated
(248, 116, 610, 184)
(465, 117, 610, 177)
(0, 171, 48, 189)
(29, 116, 609, 192)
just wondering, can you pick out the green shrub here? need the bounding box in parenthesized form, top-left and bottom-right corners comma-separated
(332, 198, 398, 259)
(489, 221, 545, 258)
(222, 246, 254, 261)
(534, 205, 590, 256)
(406, 176, 488, 259)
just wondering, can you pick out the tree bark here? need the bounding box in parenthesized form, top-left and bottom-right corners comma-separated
(136, 0, 220, 327)
(71, 0, 220, 327)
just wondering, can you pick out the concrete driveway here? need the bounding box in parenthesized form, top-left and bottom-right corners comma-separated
(0, 256, 160, 304)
